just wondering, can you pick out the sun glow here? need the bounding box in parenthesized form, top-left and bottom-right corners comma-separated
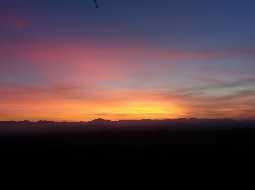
(86, 99, 187, 120)
(120, 102, 182, 116)
(0, 94, 186, 121)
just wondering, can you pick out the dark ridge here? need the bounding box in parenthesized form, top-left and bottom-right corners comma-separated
(0, 118, 254, 128)
(0, 118, 254, 161)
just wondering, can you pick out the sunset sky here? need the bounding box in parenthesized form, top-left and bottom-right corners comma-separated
(0, 0, 255, 121)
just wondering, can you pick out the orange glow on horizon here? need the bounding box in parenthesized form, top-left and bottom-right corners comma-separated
(0, 105, 186, 121)
(0, 90, 187, 121)
(1, 84, 253, 121)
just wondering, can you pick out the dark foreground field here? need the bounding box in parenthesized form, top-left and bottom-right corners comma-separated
(0, 119, 255, 160)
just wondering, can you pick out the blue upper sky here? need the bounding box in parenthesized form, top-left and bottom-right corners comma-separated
(0, 0, 255, 120)
(1, 0, 255, 48)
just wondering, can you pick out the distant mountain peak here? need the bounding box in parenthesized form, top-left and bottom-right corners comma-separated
(91, 118, 110, 122)
(88, 118, 112, 127)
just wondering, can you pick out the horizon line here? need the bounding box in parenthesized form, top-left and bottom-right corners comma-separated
(0, 117, 254, 123)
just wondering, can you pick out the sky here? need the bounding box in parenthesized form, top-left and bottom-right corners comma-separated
(0, 0, 255, 121)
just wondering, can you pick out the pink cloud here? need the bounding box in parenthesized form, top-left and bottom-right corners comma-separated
(1, 40, 255, 87)
(0, 14, 29, 31)
(2, 40, 255, 63)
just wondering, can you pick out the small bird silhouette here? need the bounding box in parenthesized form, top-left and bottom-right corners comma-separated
(94, 0, 99, 8)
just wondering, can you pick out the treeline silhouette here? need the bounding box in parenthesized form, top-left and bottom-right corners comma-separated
(0, 118, 254, 128)
(0, 118, 255, 160)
